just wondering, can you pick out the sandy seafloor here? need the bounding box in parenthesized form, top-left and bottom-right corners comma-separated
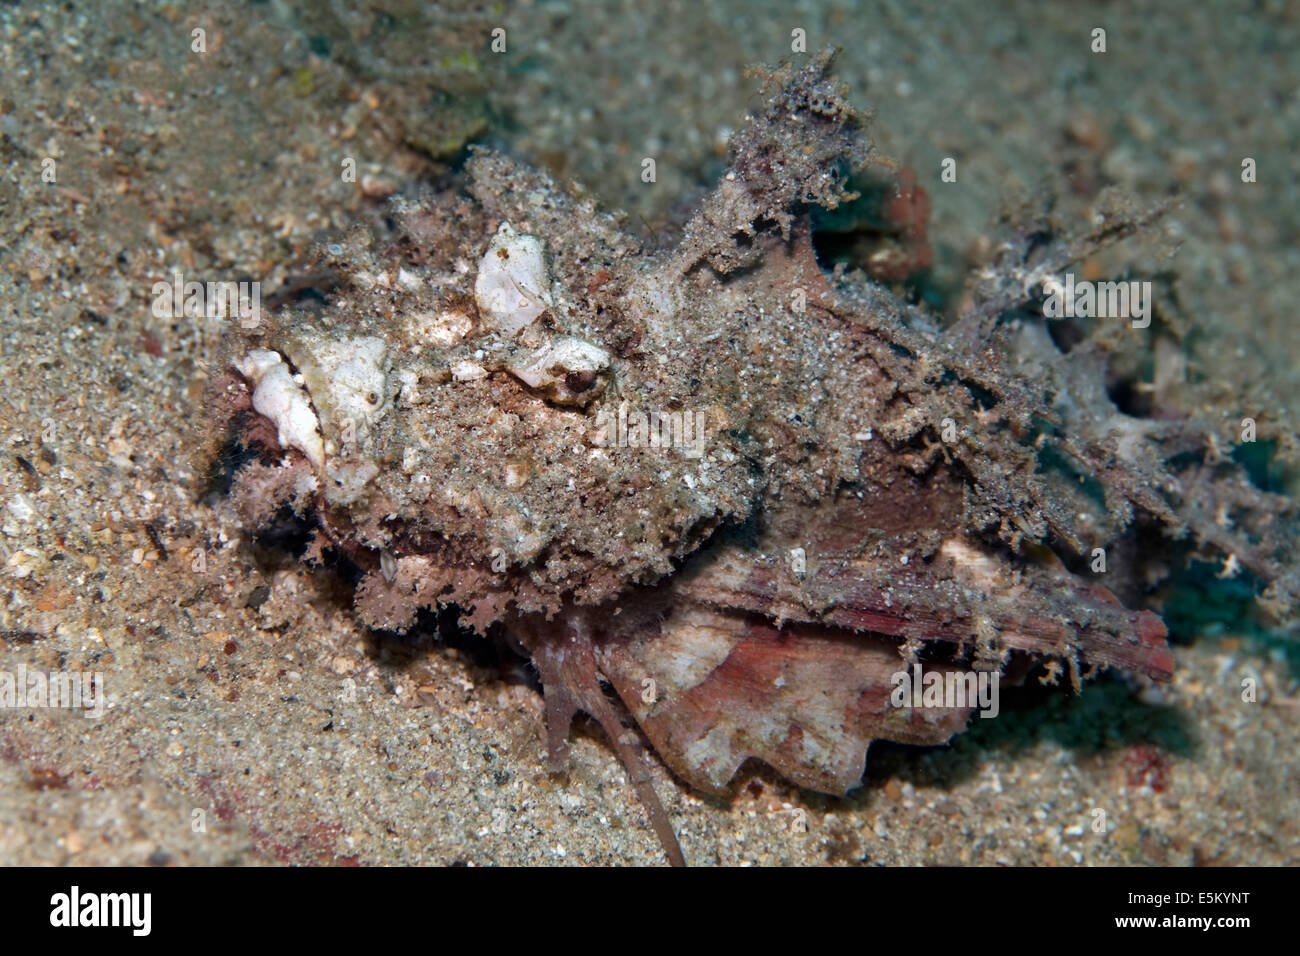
(0, 0, 1297, 865)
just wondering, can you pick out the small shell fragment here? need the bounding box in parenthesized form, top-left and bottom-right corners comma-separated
(451, 360, 489, 382)
(234, 349, 324, 469)
(474, 223, 551, 337)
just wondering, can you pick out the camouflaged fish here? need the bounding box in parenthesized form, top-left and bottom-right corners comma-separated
(209, 51, 1296, 865)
